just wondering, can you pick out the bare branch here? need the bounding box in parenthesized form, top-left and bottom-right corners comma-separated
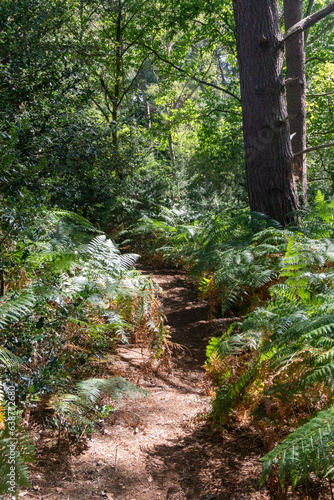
(295, 141, 334, 156)
(283, 2, 334, 43)
(308, 90, 334, 98)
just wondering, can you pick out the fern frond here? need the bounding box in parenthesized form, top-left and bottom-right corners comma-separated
(212, 363, 259, 422)
(0, 410, 35, 495)
(0, 347, 22, 370)
(0, 290, 35, 329)
(53, 210, 100, 233)
(76, 377, 148, 404)
(47, 377, 148, 431)
(261, 406, 334, 489)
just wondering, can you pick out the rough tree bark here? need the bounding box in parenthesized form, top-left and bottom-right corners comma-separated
(233, 0, 299, 225)
(284, 0, 307, 204)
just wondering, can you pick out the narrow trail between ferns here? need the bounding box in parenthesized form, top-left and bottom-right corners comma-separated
(28, 270, 270, 500)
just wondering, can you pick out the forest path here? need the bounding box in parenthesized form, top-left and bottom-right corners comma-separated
(27, 270, 269, 500)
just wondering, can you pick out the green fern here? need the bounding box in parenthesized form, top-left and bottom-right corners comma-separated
(0, 291, 35, 329)
(0, 347, 21, 371)
(212, 363, 260, 422)
(47, 377, 148, 440)
(261, 406, 334, 489)
(205, 200, 334, 489)
(0, 406, 35, 496)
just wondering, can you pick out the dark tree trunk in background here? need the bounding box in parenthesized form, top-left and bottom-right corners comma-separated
(284, 0, 307, 204)
(233, 0, 299, 225)
(113, 0, 122, 152)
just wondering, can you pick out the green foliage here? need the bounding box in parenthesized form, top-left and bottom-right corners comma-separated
(0, 348, 21, 372)
(47, 377, 148, 441)
(0, 0, 333, 492)
(127, 205, 251, 267)
(0, 206, 166, 491)
(204, 195, 334, 489)
(0, 345, 33, 497)
(0, 291, 36, 330)
(130, 207, 290, 315)
(209, 227, 290, 314)
(0, 408, 35, 496)
(0, 0, 248, 231)
(261, 406, 334, 489)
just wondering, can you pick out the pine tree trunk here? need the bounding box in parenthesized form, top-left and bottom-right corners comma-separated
(233, 0, 300, 225)
(284, 0, 307, 204)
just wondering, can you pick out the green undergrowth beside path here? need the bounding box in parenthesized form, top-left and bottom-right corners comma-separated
(0, 208, 167, 496)
(127, 192, 334, 493)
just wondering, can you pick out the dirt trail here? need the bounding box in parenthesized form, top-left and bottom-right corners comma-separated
(27, 270, 270, 500)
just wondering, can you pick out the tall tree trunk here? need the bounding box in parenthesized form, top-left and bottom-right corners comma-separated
(233, 0, 300, 225)
(113, 0, 122, 144)
(111, 0, 123, 178)
(284, 0, 307, 204)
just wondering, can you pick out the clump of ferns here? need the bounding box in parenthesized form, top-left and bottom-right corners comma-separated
(200, 227, 294, 316)
(0, 231, 167, 369)
(53, 235, 168, 355)
(301, 190, 334, 239)
(1, 208, 98, 295)
(117, 271, 168, 356)
(0, 347, 35, 496)
(0, 229, 166, 404)
(206, 234, 334, 490)
(125, 206, 253, 269)
(46, 377, 148, 446)
(120, 205, 198, 265)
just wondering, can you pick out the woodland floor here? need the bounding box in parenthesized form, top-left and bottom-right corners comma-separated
(20, 269, 329, 499)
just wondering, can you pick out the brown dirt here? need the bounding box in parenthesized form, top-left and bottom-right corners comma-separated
(21, 270, 324, 500)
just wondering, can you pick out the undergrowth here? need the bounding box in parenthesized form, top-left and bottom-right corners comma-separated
(0, 207, 167, 496)
(129, 192, 334, 492)
(205, 193, 334, 492)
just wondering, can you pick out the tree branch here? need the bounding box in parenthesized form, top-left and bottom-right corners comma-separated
(306, 56, 333, 64)
(121, 0, 153, 32)
(295, 141, 334, 156)
(283, 2, 334, 43)
(304, 0, 315, 44)
(308, 90, 334, 98)
(117, 52, 152, 107)
(138, 43, 241, 102)
(99, 75, 114, 112)
(195, 108, 242, 119)
(91, 97, 110, 123)
(121, 19, 155, 56)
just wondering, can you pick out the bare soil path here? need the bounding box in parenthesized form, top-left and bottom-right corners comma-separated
(26, 269, 272, 500)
